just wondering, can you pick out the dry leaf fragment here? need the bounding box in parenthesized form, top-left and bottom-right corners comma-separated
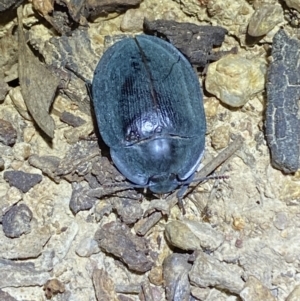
(17, 6, 59, 138)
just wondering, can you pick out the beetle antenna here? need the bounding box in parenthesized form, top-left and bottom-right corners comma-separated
(188, 174, 229, 185)
(102, 182, 146, 189)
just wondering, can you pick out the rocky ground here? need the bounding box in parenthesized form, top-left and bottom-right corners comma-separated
(1, 0, 300, 300)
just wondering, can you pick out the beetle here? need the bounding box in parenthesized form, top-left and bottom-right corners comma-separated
(92, 35, 206, 196)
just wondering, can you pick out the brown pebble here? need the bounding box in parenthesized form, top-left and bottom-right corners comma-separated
(43, 279, 65, 299)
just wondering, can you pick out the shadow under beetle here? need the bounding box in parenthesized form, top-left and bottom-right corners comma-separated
(92, 35, 206, 197)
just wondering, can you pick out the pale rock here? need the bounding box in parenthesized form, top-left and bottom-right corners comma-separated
(248, 4, 284, 37)
(273, 212, 288, 230)
(211, 126, 230, 150)
(165, 220, 224, 251)
(189, 251, 244, 294)
(205, 54, 266, 107)
(13, 142, 31, 161)
(120, 9, 145, 32)
(76, 237, 100, 257)
(240, 275, 276, 301)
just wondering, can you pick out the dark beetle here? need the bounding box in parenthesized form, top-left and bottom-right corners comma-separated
(92, 35, 206, 195)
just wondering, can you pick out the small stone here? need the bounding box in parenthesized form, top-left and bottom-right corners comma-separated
(94, 221, 153, 273)
(163, 253, 191, 301)
(144, 19, 228, 67)
(205, 54, 266, 107)
(211, 126, 230, 150)
(2, 204, 33, 238)
(248, 4, 284, 37)
(240, 275, 276, 301)
(60, 111, 86, 127)
(265, 30, 300, 173)
(235, 238, 243, 248)
(0, 119, 17, 146)
(286, 284, 300, 301)
(120, 8, 145, 32)
(232, 216, 246, 231)
(165, 220, 224, 251)
(69, 182, 97, 214)
(3, 170, 42, 193)
(149, 266, 163, 286)
(273, 212, 288, 230)
(75, 237, 100, 257)
(93, 200, 113, 221)
(28, 154, 61, 182)
(43, 279, 65, 299)
(13, 142, 31, 161)
(114, 198, 144, 224)
(204, 97, 219, 118)
(189, 251, 244, 294)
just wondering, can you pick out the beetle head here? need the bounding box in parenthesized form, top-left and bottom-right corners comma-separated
(148, 173, 179, 194)
(143, 137, 183, 193)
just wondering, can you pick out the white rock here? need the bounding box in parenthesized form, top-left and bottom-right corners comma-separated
(76, 237, 100, 257)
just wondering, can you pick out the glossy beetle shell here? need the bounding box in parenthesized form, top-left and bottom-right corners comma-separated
(92, 35, 206, 194)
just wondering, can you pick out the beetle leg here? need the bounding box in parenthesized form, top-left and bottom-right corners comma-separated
(176, 183, 190, 215)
